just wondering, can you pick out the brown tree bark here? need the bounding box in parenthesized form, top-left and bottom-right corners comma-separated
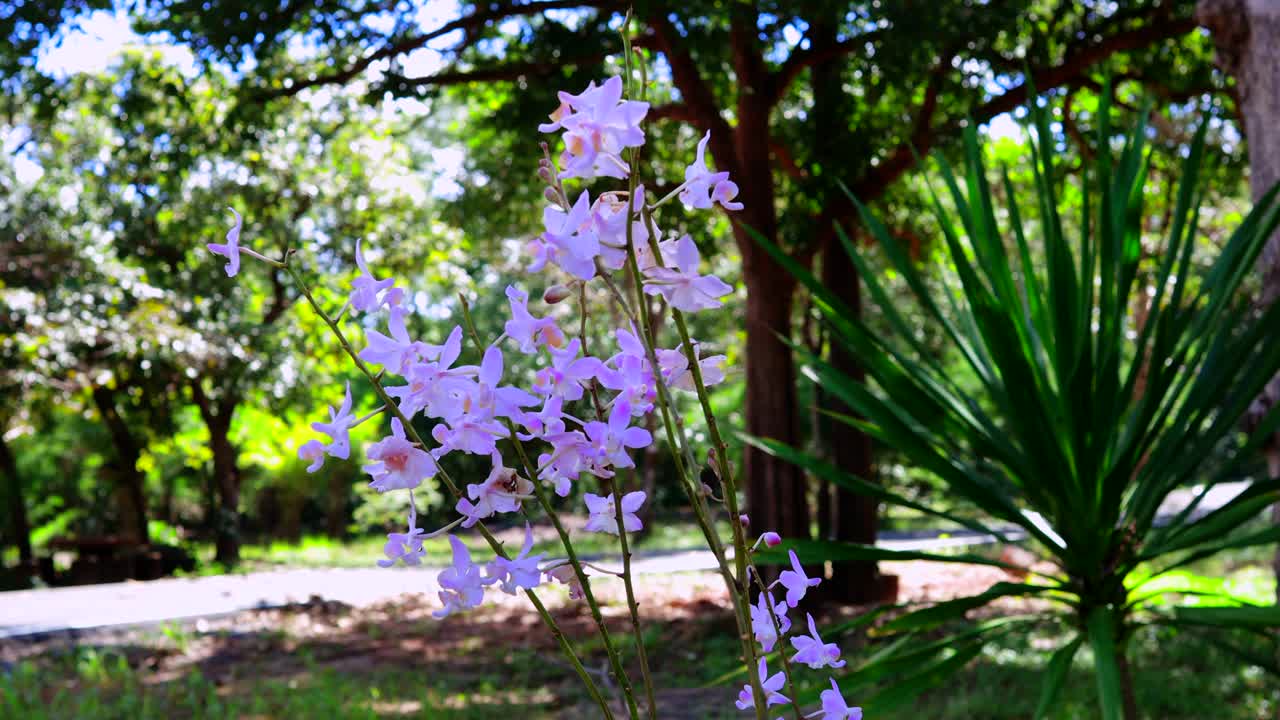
(1198, 0, 1280, 602)
(325, 471, 349, 539)
(727, 6, 811, 548)
(90, 385, 150, 544)
(809, 11, 889, 604)
(0, 426, 32, 565)
(191, 378, 242, 566)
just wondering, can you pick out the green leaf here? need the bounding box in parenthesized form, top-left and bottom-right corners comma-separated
(1087, 607, 1125, 720)
(1035, 636, 1083, 720)
(1172, 605, 1280, 629)
(754, 538, 1018, 571)
(882, 582, 1056, 633)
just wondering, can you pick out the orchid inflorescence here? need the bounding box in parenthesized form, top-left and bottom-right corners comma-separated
(209, 60, 859, 720)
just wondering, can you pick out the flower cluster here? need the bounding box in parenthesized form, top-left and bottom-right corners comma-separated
(736, 539, 861, 719)
(211, 72, 858, 719)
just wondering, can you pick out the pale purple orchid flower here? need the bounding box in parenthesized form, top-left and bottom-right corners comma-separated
(545, 563, 586, 600)
(816, 679, 862, 719)
(311, 381, 355, 459)
(790, 613, 845, 670)
(505, 285, 566, 354)
(297, 439, 326, 473)
(456, 452, 532, 527)
(364, 418, 437, 492)
(735, 658, 790, 711)
(485, 523, 544, 595)
(583, 400, 653, 470)
(360, 306, 428, 375)
(642, 235, 734, 312)
(378, 516, 426, 568)
(679, 131, 743, 212)
(778, 549, 822, 607)
(657, 342, 727, 391)
(531, 339, 603, 402)
(536, 191, 600, 280)
(590, 185, 648, 270)
(750, 590, 791, 653)
(434, 535, 485, 618)
(207, 207, 243, 277)
(583, 491, 646, 534)
(543, 77, 648, 180)
(350, 239, 398, 313)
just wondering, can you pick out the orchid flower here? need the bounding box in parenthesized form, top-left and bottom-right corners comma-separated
(735, 658, 790, 710)
(434, 535, 485, 618)
(350, 239, 398, 312)
(360, 306, 427, 375)
(378, 513, 426, 568)
(777, 549, 822, 607)
(790, 613, 845, 669)
(485, 523, 544, 595)
(583, 491, 646, 534)
(812, 679, 863, 720)
(679, 131, 743, 212)
(206, 207, 243, 277)
(642, 235, 734, 312)
(297, 439, 326, 473)
(311, 381, 356, 459)
(364, 418, 437, 492)
(750, 589, 791, 652)
(505, 285, 566, 353)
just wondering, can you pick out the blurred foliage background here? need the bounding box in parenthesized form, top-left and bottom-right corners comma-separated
(0, 0, 1263, 587)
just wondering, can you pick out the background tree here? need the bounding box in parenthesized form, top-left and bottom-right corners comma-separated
(1199, 0, 1280, 599)
(39, 0, 1209, 600)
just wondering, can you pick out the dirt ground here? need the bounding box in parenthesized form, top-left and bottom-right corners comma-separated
(0, 560, 1040, 718)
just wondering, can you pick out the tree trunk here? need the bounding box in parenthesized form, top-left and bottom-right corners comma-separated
(191, 378, 242, 566)
(731, 14, 811, 553)
(90, 385, 150, 544)
(1199, 0, 1280, 602)
(325, 471, 349, 539)
(208, 414, 241, 566)
(820, 238, 887, 603)
(809, 10, 888, 604)
(0, 427, 32, 566)
(741, 260, 809, 543)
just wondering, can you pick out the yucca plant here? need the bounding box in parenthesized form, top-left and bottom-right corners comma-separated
(750, 94, 1280, 719)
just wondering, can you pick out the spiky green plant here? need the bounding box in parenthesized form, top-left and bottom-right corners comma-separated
(750, 95, 1280, 719)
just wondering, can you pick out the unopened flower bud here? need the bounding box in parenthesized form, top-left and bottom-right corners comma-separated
(699, 482, 715, 497)
(543, 284, 572, 304)
(738, 513, 750, 528)
(538, 166, 555, 185)
(762, 532, 782, 548)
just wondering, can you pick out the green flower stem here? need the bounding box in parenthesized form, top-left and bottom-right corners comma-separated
(575, 282, 658, 719)
(615, 188, 766, 718)
(457, 296, 642, 720)
(283, 263, 614, 719)
(612, 470, 659, 720)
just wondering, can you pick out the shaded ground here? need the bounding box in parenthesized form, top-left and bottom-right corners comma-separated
(0, 562, 1016, 718)
(2, 557, 1277, 718)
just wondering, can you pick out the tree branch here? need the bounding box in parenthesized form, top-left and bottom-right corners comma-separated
(646, 10, 737, 175)
(768, 29, 888, 108)
(847, 15, 1198, 204)
(388, 54, 608, 89)
(647, 103, 695, 123)
(258, 0, 620, 100)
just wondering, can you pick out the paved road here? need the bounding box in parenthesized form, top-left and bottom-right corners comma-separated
(0, 481, 1252, 640)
